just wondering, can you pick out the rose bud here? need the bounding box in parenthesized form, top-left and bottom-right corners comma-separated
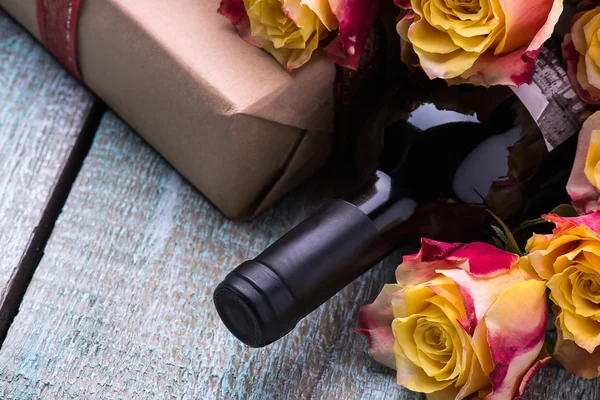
(486, 178, 524, 220)
(395, 0, 563, 86)
(521, 213, 600, 378)
(357, 239, 549, 399)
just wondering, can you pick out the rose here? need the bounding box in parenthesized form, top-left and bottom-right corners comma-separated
(357, 239, 549, 399)
(323, 0, 381, 69)
(520, 213, 600, 378)
(218, 0, 379, 70)
(395, 0, 563, 86)
(566, 111, 600, 214)
(218, 0, 338, 70)
(562, 5, 600, 104)
(521, 213, 600, 377)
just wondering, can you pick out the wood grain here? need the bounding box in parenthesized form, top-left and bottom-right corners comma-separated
(0, 12, 95, 335)
(0, 11, 597, 398)
(0, 113, 420, 399)
(0, 110, 598, 399)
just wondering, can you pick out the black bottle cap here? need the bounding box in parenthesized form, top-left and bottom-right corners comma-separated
(214, 200, 387, 347)
(214, 260, 296, 347)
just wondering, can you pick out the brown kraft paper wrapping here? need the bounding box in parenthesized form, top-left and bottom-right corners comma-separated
(0, 0, 336, 219)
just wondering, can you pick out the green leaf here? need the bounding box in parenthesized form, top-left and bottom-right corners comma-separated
(513, 218, 545, 235)
(491, 225, 507, 243)
(549, 204, 577, 218)
(492, 237, 505, 249)
(512, 204, 577, 235)
(488, 210, 523, 256)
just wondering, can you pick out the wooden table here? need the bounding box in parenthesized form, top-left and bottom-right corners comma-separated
(0, 11, 598, 399)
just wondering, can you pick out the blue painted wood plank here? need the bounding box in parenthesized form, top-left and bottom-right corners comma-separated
(0, 112, 420, 399)
(0, 9, 594, 400)
(0, 11, 94, 323)
(0, 109, 590, 399)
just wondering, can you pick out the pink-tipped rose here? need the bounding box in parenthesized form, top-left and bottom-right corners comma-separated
(567, 111, 600, 214)
(395, 0, 563, 86)
(218, 0, 378, 70)
(562, 4, 600, 105)
(520, 213, 600, 378)
(357, 239, 549, 399)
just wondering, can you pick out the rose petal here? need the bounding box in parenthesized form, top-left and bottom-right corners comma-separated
(447, 48, 540, 87)
(324, 0, 380, 70)
(562, 33, 580, 63)
(579, 55, 600, 101)
(455, 352, 492, 400)
(496, 0, 556, 54)
(356, 284, 403, 369)
(413, 43, 483, 80)
(484, 279, 548, 400)
(517, 255, 541, 281)
(567, 111, 600, 213)
(447, 0, 563, 86)
(448, 243, 519, 278)
(396, 240, 518, 287)
(393, 0, 411, 9)
(562, 33, 600, 104)
(439, 266, 524, 336)
(557, 308, 600, 353)
(395, 239, 463, 286)
(564, 52, 600, 105)
(514, 351, 551, 400)
(554, 328, 600, 379)
(397, 18, 421, 69)
(543, 212, 600, 237)
(584, 130, 600, 188)
(392, 319, 457, 394)
(218, 0, 260, 46)
(218, 0, 246, 27)
(471, 320, 495, 377)
(425, 386, 462, 400)
(301, 0, 339, 31)
(563, 9, 600, 104)
(571, 9, 600, 56)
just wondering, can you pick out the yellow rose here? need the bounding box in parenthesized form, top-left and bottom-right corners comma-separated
(563, 7, 600, 105)
(219, 0, 338, 70)
(220, 0, 380, 70)
(244, 0, 338, 70)
(395, 0, 563, 86)
(521, 212, 600, 377)
(567, 111, 600, 214)
(357, 240, 548, 399)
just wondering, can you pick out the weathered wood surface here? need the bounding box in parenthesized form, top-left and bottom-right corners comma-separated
(1, 11, 599, 400)
(0, 113, 419, 399)
(0, 111, 597, 399)
(0, 13, 95, 336)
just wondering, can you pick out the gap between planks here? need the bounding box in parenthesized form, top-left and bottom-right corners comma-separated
(0, 99, 106, 346)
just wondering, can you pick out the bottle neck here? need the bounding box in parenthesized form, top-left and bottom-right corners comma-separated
(214, 89, 577, 348)
(347, 170, 417, 232)
(344, 93, 568, 246)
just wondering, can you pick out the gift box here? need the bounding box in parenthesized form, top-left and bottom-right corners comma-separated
(0, 0, 336, 219)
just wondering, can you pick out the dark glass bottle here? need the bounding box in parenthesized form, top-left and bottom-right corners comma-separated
(213, 91, 575, 348)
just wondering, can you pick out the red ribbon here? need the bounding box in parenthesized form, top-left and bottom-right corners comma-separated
(36, 0, 83, 81)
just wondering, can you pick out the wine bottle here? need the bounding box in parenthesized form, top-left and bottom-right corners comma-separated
(213, 90, 576, 348)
